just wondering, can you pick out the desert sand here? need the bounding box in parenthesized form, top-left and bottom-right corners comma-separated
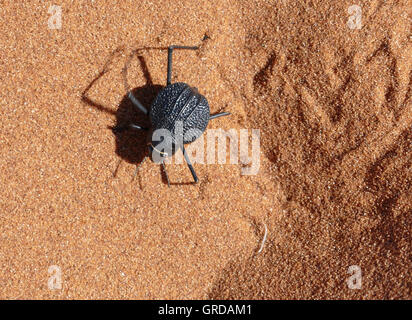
(0, 0, 410, 299)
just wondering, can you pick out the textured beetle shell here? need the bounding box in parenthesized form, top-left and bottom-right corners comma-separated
(149, 82, 210, 144)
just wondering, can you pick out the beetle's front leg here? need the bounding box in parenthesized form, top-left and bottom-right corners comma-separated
(123, 50, 149, 116)
(111, 123, 149, 134)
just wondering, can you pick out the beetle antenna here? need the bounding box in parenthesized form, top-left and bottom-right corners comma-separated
(161, 161, 171, 187)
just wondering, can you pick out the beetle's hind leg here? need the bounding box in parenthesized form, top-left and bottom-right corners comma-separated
(209, 112, 231, 120)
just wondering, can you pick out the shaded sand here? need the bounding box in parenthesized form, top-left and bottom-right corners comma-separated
(0, 0, 410, 299)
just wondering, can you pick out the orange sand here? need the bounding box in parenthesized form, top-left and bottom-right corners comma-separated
(0, 0, 410, 299)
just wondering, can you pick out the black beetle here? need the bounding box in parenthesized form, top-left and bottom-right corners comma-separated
(115, 45, 230, 186)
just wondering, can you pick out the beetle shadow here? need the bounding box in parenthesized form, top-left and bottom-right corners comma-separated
(82, 47, 202, 187)
(81, 49, 165, 186)
(113, 85, 160, 164)
(106, 83, 190, 187)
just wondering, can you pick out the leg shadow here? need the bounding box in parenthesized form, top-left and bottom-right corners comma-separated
(81, 48, 164, 179)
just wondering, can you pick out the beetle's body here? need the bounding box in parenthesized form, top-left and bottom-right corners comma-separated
(150, 82, 210, 145)
(115, 44, 230, 186)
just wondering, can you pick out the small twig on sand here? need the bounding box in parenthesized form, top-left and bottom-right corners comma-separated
(257, 223, 268, 254)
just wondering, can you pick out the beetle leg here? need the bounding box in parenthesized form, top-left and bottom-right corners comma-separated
(161, 161, 171, 187)
(111, 123, 149, 134)
(123, 50, 149, 116)
(167, 45, 199, 86)
(182, 145, 199, 184)
(133, 156, 148, 179)
(127, 92, 148, 116)
(209, 112, 231, 120)
(129, 124, 149, 131)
